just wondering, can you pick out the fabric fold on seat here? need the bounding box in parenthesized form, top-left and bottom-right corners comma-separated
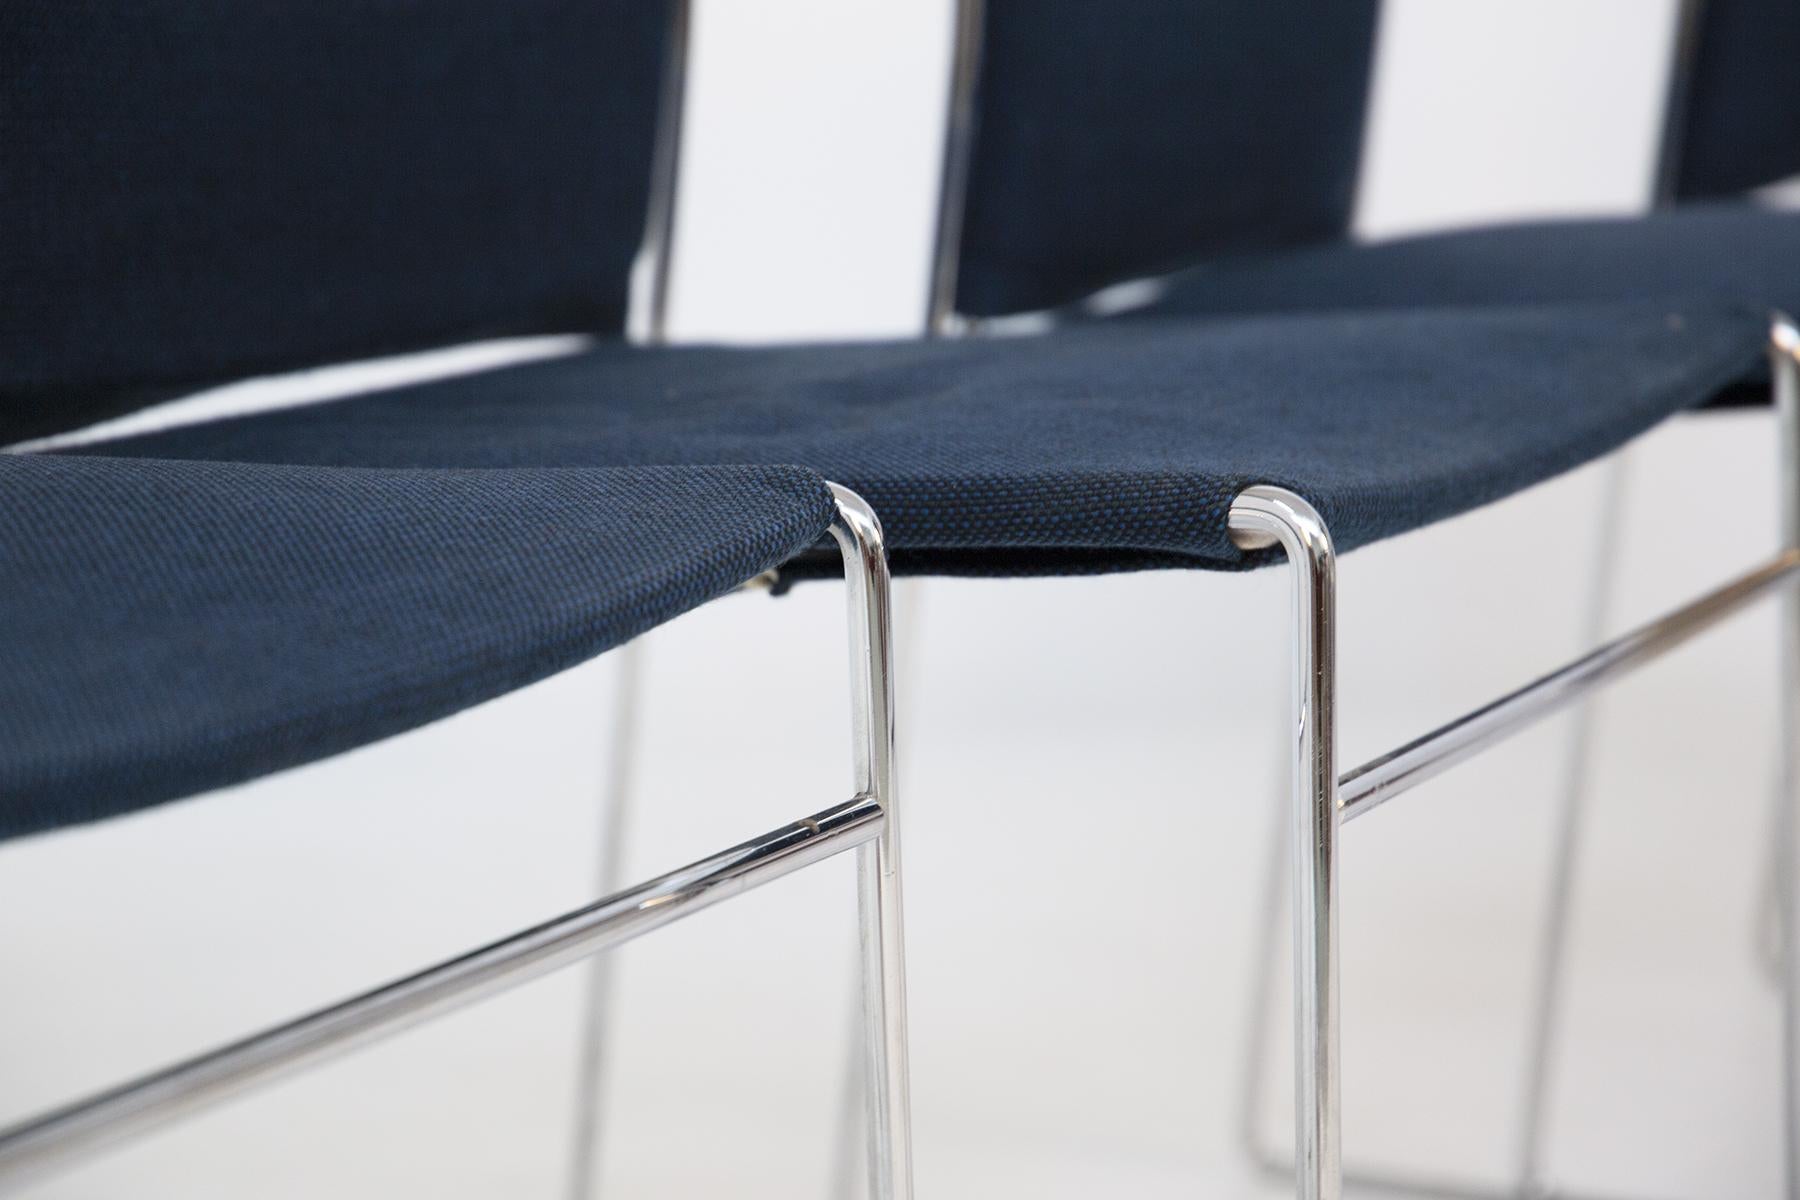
(81, 299, 1766, 576)
(0, 456, 835, 840)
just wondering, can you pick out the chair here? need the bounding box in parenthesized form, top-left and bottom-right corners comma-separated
(933, 2, 1800, 1195)
(585, 5, 1800, 1191)
(0, 4, 915, 1196)
(6, 6, 1794, 1200)
(70, 306, 1794, 1200)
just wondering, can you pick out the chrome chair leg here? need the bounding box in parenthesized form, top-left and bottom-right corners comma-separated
(1772, 315, 1800, 1200)
(1761, 319, 1800, 1000)
(1514, 452, 1629, 1195)
(0, 797, 895, 1191)
(827, 576, 923, 1200)
(1225, 346, 1800, 1196)
(1230, 486, 1342, 1200)
(1231, 462, 1634, 1200)
(1237, 715, 1290, 1177)
(829, 484, 916, 1200)
(565, 637, 646, 1200)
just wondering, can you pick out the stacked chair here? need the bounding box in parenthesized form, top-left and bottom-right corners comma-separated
(5, 2, 1800, 1198)
(0, 3, 920, 1195)
(930, 1, 1800, 1197)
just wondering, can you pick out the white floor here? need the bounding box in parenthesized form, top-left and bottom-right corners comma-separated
(0, 411, 1786, 1197)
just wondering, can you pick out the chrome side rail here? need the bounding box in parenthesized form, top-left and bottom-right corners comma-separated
(0, 795, 882, 1189)
(1230, 486, 1343, 1200)
(1340, 547, 1800, 824)
(1773, 314, 1800, 1200)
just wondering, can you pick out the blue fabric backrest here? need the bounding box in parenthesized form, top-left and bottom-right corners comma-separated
(952, 0, 1382, 320)
(1674, 0, 1800, 199)
(0, 1, 672, 443)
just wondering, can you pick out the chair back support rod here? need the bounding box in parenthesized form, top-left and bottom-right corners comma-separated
(924, 0, 986, 336)
(0, 794, 883, 1191)
(827, 484, 916, 1200)
(632, 0, 692, 346)
(1772, 314, 1800, 1199)
(1227, 485, 1342, 1200)
(1341, 547, 1800, 822)
(1652, 0, 1709, 206)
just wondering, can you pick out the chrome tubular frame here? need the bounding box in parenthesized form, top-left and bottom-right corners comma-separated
(1513, 453, 1628, 1195)
(1762, 278, 1793, 1020)
(1775, 315, 1800, 1200)
(628, 0, 691, 347)
(826, 577, 927, 1200)
(0, 796, 885, 1191)
(1235, 452, 1637, 1200)
(1229, 487, 1343, 1200)
(1651, 0, 1709, 207)
(816, 0, 989, 1184)
(924, 0, 986, 337)
(1236, 319, 1800, 1199)
(0, 485, 915, 1200)
(566, 3, 693, 1195)
(829, 484, 916, 1200)
(564, 637, 644, 1200)
(1337, 546, 1799, 824)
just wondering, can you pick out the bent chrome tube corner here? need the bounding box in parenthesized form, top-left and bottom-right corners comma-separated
(828, 483, 916, 1200)
(1229, 484, 1342, 1200)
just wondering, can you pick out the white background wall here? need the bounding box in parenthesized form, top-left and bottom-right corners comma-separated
(3, 1, 1787, 1196)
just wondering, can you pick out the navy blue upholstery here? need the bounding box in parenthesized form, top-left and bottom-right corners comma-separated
(1675, 0, 1800, 199)
(7, 3, 1782, 846)
(0, 456, 834, 841)
(953, 0, 1381, 319)
(953, 2, 1800, 325)
(0, 1, 672, 446)
(87, 300, 1761, 578)
(1136, 205, 1800, 316)
(1125, 204, 1800, 406)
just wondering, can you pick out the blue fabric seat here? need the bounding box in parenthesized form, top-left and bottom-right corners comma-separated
(948, 3, 1800, 376)
(1131, 205, 1800, 320)
(0, 1, 813, 845)
(1126, 204, 1800, 405)
(7, 1, 1787, 846)
(84, 299, 1761, 578)
(0, 455, 834, 841)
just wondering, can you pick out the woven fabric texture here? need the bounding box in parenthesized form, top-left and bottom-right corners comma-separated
(0, 0, 671, 445)
(91, 300, 1763, 578)
(953, 0, 1380, 318)
(0, 456, 835, 840)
